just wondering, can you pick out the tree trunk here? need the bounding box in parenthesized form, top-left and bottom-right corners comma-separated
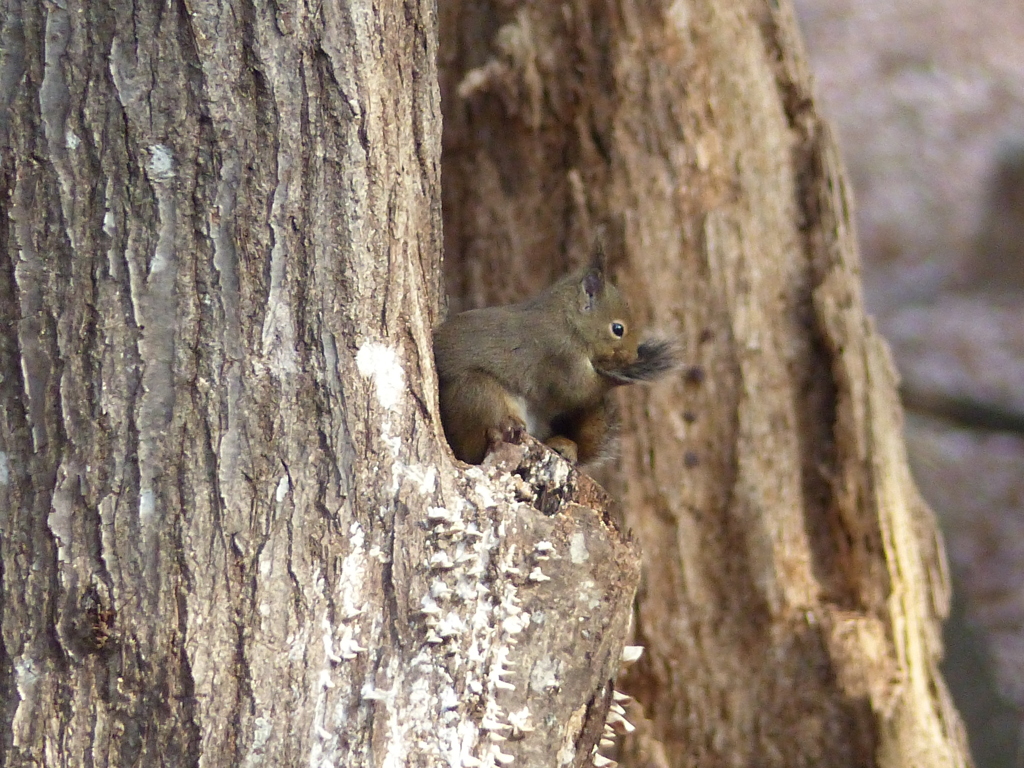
(1, 1, 637, 766)
(439, 1, 971, 767)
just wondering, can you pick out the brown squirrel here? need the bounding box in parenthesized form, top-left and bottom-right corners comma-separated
(433, 251, 677, 465)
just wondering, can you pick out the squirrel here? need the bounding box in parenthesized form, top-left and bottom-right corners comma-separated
(433, 250, 677, 465)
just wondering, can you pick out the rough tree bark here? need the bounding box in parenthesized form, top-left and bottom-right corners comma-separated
(1, 1, 638, 767)
(438, 1, 972, 767)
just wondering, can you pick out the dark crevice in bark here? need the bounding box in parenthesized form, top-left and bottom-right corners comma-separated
(174, 583, 203, 768)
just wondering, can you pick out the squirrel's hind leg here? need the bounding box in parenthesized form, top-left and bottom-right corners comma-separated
(438, 372, 526, 464)
(544, 436, 579, 463)
(550, 398, 615, 466)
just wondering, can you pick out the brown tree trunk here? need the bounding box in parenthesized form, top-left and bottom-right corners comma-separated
(1, 1, 637, 766)
(439, 1, 971, 766)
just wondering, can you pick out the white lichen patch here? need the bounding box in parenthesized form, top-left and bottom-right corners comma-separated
(429, 581, 451, 606)
(419, 595, 443, 617)
(527, 567, 551, 583)
(48, 463, 76, 563)
(275, 475, 290, 502)
(529, 653, 565, 694)
(546, 459, 571, 489)
(259, 552, 273, 578)
(404, 464, 438, 495)
(14, 655, 40, 697)
(507, 706, 534, 738)
(322, 613, 343, 664)
(12, 655, 43, 748)
(240, 715, 273, 768)
(339, 522, 368, 619)
(335, 625, 367, 660)
(139, 487, 156, 524)
(474, 482, 497, 509)
(606, 702, 636, 734)
(361, 684, 391, 702)
(0, 451, 9, 485)
(355, 342, 405, 411)
(145, 144, 177, 181)
(533, 540, 554, 558)
(318, 669, 335, 692)
(489, 645, 517, 692)
(569, 532, 590, 564)
(437, 612, 467, 639)
(620, 645, 644, 665)
(427, 506, 455, 524)
(429, 551, 455, 571)
(578, 579, 601, 610)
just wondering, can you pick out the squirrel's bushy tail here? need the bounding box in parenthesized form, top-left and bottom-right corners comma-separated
(615, 339, 680, 382)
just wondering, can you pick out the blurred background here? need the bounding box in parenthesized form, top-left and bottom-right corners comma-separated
(795, 2, 1024, 765)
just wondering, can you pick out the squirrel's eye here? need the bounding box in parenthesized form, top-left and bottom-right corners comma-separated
(611, 322, 625, 338)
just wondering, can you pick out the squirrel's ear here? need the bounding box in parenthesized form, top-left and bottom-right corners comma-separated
(581, 267, 604, 311)
(581, 242, 607, 311)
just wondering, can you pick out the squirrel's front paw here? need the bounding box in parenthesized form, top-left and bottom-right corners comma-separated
(486, 415, 526, 450)
(544, 436, 579, 464)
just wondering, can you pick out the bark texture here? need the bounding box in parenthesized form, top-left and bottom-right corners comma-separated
(438, 1, 970, 766)
(0, 1, 638, 766)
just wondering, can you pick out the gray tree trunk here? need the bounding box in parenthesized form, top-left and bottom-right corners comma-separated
(0, 1, 636, 766)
